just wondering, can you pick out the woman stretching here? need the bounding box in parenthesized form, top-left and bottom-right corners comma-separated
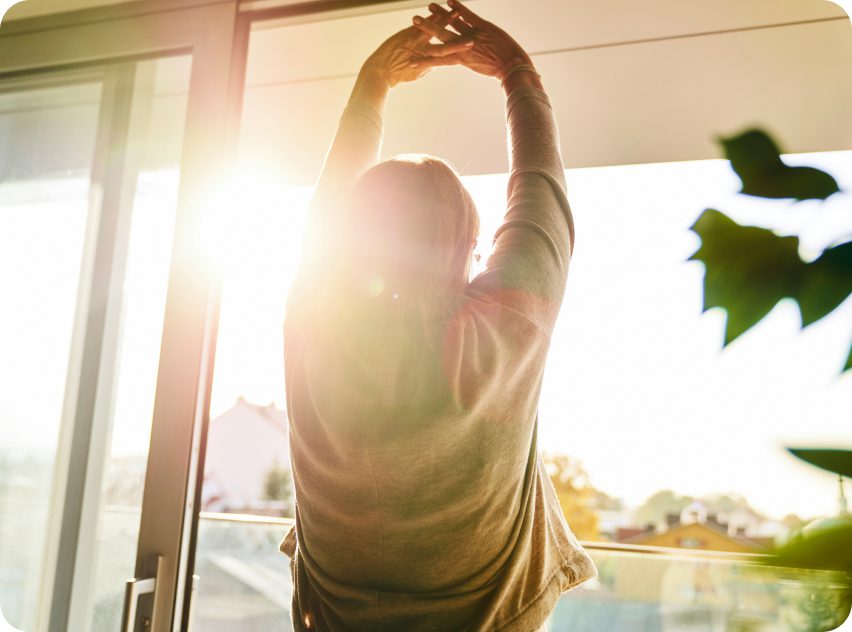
(280, 2, 596, 629)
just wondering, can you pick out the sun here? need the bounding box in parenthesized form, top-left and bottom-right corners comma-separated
(203, 164, 314, 417)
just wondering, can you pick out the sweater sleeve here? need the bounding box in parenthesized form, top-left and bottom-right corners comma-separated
(467, 85, 574, 335)
(441, 87, 573, 413)
(288, 100, 384, 316)
(307, 100, 383, 225)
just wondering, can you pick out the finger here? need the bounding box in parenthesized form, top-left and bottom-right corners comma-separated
(448, 14, 474, 35)
(410, 53, 466, 69)
(412, 14, 461, 43)
(451, 13, 475, 34)
(406, 8, 453, 43)
(429, 4, 473, 35)
(421, 38, 475, 57)
(427, 2, 455, 25)
(446, 0, 487, 28)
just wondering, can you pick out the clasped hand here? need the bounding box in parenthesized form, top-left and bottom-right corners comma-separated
(361, 0, 532, 88)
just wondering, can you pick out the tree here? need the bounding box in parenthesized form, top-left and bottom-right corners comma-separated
(543, 453, 602, 541)
(781, 514, 809, 535)
(633, 490, 693, 529)
(592, 488, 624, 512)
(262, 461, 294, 515)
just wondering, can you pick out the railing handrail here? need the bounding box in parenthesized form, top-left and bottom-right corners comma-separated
(198, 511, 770, 562)
(200, 510, 294, 527)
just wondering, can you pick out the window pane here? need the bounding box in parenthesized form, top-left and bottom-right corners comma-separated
(0, 79, 102, 631)
(204, 179, 311, 518)
(83, 55, 192, 632)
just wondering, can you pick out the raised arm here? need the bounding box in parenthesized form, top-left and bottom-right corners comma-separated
(305, 11, 473, 240)
(290, 10, 475, 319)
(413, 1, 573, 332)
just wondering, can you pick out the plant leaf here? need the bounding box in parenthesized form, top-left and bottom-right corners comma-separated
(798, 242, 852, 326)
(690, 210, 852, 351)
(771, 515, 852, 573)
(689, 209, 805, 344)
(720, 130, 840, 201)
(788, 448, 852, 478)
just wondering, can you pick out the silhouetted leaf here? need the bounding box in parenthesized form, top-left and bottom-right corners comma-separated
(772, 515, 852, 573)
(720, 130, 840, 201)
(797, 242, 852, 326)
(789, 448, 852, 479)
(690, 209, 806, 344)
(690, 210, 852, 355)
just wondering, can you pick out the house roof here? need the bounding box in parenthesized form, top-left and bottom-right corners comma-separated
(203, 398, 290, 509)
(624, 520, 770, 552)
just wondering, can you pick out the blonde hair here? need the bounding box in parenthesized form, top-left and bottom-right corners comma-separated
(316, 155, 479, 395)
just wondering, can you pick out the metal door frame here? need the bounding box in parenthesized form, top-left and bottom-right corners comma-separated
(0, 3, 247, 629)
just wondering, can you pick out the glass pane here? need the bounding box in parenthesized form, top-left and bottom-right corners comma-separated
(0, 78, 102, 631)
(81, 55, 192, 632)
(193, 515, 851, 631)
(193, 516, 293, 630)
(203, 179, 309, 519)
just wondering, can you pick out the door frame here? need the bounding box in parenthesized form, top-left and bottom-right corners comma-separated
(0, 3, 247, 629)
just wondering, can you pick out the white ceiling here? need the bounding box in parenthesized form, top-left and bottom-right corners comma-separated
(237, 0, 852, 184)
(246, 0, 847, 84)
(4, 0, 850, 183)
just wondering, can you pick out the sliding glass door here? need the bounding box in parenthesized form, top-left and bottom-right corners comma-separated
(0, 3, 246, 630)
(0, 69, 105, 632)
(0, 54, 198, 632)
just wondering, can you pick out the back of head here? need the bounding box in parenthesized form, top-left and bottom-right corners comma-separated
(307, 155, 479, 407)
(332, 154, 480, 345)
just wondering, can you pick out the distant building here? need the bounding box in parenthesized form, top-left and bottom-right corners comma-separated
(596, 508, 636, 541)
(202, 398, 291, 514)
(621, 501, 772, 553)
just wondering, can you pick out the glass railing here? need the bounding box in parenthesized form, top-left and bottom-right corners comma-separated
(2, 505, 847, 631)
(191, 512, 852, 632)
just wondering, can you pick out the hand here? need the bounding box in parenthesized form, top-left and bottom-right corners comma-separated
(360, 8, 475, 88)
(410, 0, 532, 81)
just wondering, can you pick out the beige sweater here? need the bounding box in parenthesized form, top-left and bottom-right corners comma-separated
(281, 85, 596, 631)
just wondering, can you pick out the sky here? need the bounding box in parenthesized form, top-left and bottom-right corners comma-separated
(2, 150, 850, 521)
(207, 150, 852, 520)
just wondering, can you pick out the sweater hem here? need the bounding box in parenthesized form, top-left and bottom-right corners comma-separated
(493, 556, 593, 632)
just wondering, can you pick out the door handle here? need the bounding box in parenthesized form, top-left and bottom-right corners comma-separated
(122, 555, 163, 632)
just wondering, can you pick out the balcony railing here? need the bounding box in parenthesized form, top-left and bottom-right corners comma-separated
(191, 512, 852, 632)
(2, 504, 848, 631)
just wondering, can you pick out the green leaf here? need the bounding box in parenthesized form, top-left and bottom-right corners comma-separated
(798, 242, 852, 327)
(689, 210, 852, 348)
(772, 515, 852, 573)
(720, 130, 841, 201)
(788, 448, 852, 479)
(690, 210, 805, 344)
